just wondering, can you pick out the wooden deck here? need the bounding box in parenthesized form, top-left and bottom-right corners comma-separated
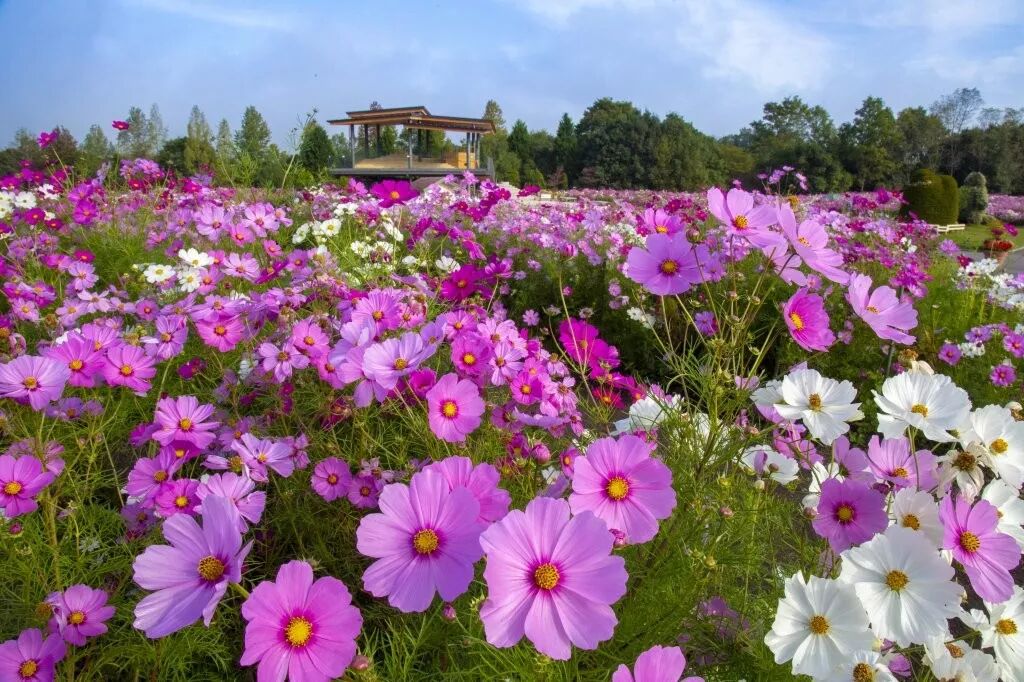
(330, 152, 492, 179)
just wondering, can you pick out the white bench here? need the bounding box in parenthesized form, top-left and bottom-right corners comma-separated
(934, 224, 966, 233)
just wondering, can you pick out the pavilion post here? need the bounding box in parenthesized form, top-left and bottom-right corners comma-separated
(348, 125, 354, 168)
(363, 125, 369, 159)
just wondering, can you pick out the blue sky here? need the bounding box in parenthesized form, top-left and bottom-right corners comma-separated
(1, 0, 1023, 147)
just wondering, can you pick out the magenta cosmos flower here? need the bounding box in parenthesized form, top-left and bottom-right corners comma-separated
(0, 454, 56, 517)
(846, 274, 918, 344)
(311, 457, 352, 502)
(0, 355, 70, 410)
(46, 584, 115, 646)
(778, 205, 849, 284)
(231, 434, 294, 482)
(240, 560, 362, 682)
(811, 478, 887, 553)
(0, 628, 65, 682)
(421, 456, 511, 525)
(612, 645, 704, 682)
(371, 179, 418, 208)
(425, 373, 485, 443)
(625, 233, 707, 296)
(356, 470, 484, 612)
(197, 473, 265, 532)
(479, 496, 628, 660)
(940, 496, 1020, 603)
(152, 395, 219, 450)
(707, 187, 779, 249)
(569, 435, 676, 544)
(783, 289, 835, 352)
(132, 495, 251, 638)
(102, 344, 157, 393)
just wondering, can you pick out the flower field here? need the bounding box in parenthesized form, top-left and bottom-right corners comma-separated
(3, 158, 1024, 682)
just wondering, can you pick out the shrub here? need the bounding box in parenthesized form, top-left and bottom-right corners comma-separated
(901, 168, 959, 225)
(958, 171, 989, 224)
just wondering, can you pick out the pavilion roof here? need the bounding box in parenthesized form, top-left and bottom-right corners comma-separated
(327, 106, 495, 134)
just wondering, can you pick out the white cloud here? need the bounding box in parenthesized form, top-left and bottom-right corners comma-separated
(907, 46, 1024, 85)
(123, 0, 299, 31)
(511, 0, 655, 24)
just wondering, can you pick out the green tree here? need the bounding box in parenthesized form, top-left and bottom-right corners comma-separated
(839, 96, 901, 189)
(117, 106, 153, 158)
(575, 98, 658, 188)
(553, 113, 578, 184)
(215, 119, 235, 160)
(157, 137, 188, 174)
(184, 105, 216, 174)
(895, 107, 945, 181)
(650, 113, 724, 190)
(146, 104, 167, 157)
(482, 100, 507, 134)
(298, 121, 332, 173)
(235, 106, 271, 160)
(77, 125, 114, 178)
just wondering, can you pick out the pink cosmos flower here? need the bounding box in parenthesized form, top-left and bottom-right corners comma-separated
(0, 454, 56, 517)
(195, 315, 245, 352)
(0, 355, 70, 410)
(640, 208, 683, 236)
(132, 495, 251, 638)
(45, 585, 115, 646)
(625, 233, 707, 296)
(569, 435, 676, 544)
(230, 434, 294, 482)
(290, 318, 329, 359)
(125, 451, 179, 505)
(783, 289, 835, 352)
(43, 335, 105, 388)
(348, 474, 381, 508)
(421, 456, 511, 525)
(707, 187, 779, 249)
(112, 120, 129, 130)
(846, 274, 917, 344)
(356, 470, 484, 612)
(362, 332, 429, 390)
(865, 436, 937, 490)
(0, 628, 65, 682)
(154, 478, 200, 517)
(612, 645, 704, 682)
(311, 457, 353, 502)
(479, 497, 628, 660)
(196, 473, 265, 532)
(152, 395, 218, 450)
(940, 496, 1020, 603)
(371, 179, 418, 207)
(425, 373, 485, 442)
(257, 342, 309, 382)
(812, 478, 888, 552)
(102, 345, 157, 393)
(778, 205, 849, 284)
(240, 560, 362, 681)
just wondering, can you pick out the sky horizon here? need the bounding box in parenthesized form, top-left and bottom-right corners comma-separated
(2, 0, 1023, 149)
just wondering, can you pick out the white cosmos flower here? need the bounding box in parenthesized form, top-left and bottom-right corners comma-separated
(963, 405, 1024, 489)
(981, 479, 1024, 549)
(936, 446, 987, 501)
(818, 649, 896, 682)
(838, 526, 962, 646)
(177, 248, 214, 268)
(177, 268, 202, 293)
(435, 256, 459, 273)
(142, 263, 176, 284)
(612, 393, 681, 435)
(764, 572, 873, 679)
(774, 369, 862, 445)
(741, 446, 799, 485)
(924, 637, 999, 681)
(873, 371, 971, 443)
(889, 488, 944, 547)
(981, 586, 1024, 680)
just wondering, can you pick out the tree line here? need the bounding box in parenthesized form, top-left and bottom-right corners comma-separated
(3, 88, 1023, 192)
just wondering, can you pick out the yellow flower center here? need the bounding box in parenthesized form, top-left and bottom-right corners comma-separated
(327, 474, 338, 485)
(997, 618, 1018, 635)
(197, 555, 226, 581)
(891, 467, 909, 478)
(808, 614, 830, 635)
(659, 259, 678, 275)
(412, 529, 440, 555)
(519, 384, 531, 395)
(910, 403, 929, 417)
(69, 359, 84, 371)
(946, 643, 964, 658)
(441, 400, 458, 419)
(789, 312, 804, 331)
(808, 393, 822, 411)
(18, 660, 39, 678)
(303, 335, 315, 346)
(120, 364, 133, 376)
(394, 358, 408, 370)
(229, 455, 243, 473)
(153, 470, 168, 483)
(179, 418, 193, 431)
(954, 451, 977, 471)
(732, 215, 749, 229)
(852, 663, 875, 682)
(533, 562, 560, 590)
(4, 481, 24, 495)
(389, 190, 400, 200)
(606, 476, 630, 501)
(174, 495, 189, 508)
(991, 438, 1009, 455)
(68, 610, 86, 625)
(462, 353, 476, 365)
(901, 514, 920, 530)
(214, 325, 226, 336)
(655, 224, 667, 233)
(22, 376, 38, 389)
(836, 504, 855, 523)
(798, 236, 811, 247)
(885, 570, 909, 592)
(960, 531, 981, 553)
(866, 305, 880, 314)
(285, 616, 313, 647)
(160, 332, 172, 342)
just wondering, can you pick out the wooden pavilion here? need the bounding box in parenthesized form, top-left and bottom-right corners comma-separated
(327, 106, 496, 179)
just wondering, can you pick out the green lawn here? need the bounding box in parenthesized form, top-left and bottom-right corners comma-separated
(944, 223, 1019, 251)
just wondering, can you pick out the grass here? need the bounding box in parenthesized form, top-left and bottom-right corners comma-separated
(944, 222, 1019, 251)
